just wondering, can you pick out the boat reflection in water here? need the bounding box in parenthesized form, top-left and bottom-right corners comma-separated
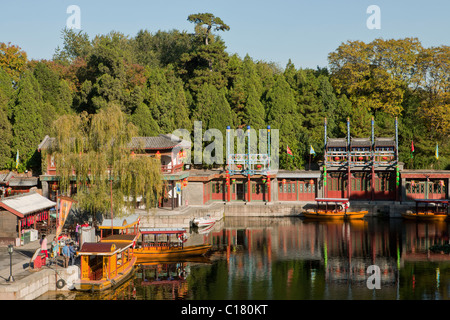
(135, 257, 211, 300)
(37, 216, 450, 300)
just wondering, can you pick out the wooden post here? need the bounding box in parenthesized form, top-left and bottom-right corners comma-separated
(110, 178, 114, 232)
(171, 180, 174, 210)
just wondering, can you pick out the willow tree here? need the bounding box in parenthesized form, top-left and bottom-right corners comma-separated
(50, 104, 163, 218)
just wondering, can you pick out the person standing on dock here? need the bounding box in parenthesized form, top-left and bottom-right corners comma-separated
(62, 243, 70, 268)
(40, 235, 48, 258)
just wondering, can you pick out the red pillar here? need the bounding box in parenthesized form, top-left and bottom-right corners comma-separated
(226, 170, 231, 202)
(247, 175, 251, 202)
(267, 174, 271, 202)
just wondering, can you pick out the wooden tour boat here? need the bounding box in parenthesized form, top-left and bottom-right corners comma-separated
(134, 228, 212, 263)
(303, 198, 368, 220)
(402, 199, 449, 221)
(73, 219, 140, 292)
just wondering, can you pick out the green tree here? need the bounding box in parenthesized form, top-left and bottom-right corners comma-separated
(265, 74, 304, 169)
(0, 69, 12, 168)
(9, 71, 44, 169)
(187, 13, 230, 46)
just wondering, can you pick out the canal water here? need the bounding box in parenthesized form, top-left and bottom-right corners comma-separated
(37, 216, 450, 300)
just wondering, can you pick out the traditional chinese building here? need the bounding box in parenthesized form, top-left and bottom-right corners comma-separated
(323, 118, 400, 201)
(0, 192, 56, 246)
(37, 134, 191, 210)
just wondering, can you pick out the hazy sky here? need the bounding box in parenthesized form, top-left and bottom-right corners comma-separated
(1, 0, 448, 69)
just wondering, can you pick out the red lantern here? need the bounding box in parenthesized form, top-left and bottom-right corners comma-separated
(309, 179, 314, 185)
(334, 156, 340, 161)
(155, 151, 161, 159)
(382, 156, 388, 161)
(237, 164, 242, 169)
(411, 180, 416, 187)
(282, 179, 287, 185)
(439, 180, 444, 187)
(257, 164, 262, 169)
(51, 182, 58, 191)
(358, 156, 364, 161)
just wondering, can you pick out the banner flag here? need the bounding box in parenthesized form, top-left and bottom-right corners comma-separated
(56, 196, 77, 239)
(287, 145, 294, 157)
(436, 143, 439, 160)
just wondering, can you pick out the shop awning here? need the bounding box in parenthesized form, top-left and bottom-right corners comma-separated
(0, 192, 57, 218)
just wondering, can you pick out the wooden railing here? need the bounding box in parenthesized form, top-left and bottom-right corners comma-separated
(161, 163, 184, 174)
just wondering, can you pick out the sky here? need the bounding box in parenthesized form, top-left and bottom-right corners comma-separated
(1, 0, 449, 69)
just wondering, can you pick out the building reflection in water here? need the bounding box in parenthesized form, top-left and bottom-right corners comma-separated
(54, 216, 450, 300)
(201, 217, 450, 300)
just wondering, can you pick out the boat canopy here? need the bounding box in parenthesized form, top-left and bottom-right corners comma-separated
(78, 242, 117, 256)
(315, 198, 349, 203)
(140, 227, 186, 235)
(414, 199, 449, 204)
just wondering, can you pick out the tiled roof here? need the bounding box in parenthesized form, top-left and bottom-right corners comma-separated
(128, 134, 190, 150)
(38, 134, 191, 151)
(327, 138, 347, 148)
(350, 138, 371, 147)
(0, 192, 56, 218)
(374, 137, 395, 147)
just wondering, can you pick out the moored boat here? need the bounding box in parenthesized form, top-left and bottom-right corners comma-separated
(303, 198, 368, 220)
(401, 199, 449, 221)
(134, 227, 212, 263)
(192, 215, 216, 228)
(73, 218, 140, 292)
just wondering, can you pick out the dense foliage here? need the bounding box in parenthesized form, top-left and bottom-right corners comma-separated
(0, 13, 448, 172)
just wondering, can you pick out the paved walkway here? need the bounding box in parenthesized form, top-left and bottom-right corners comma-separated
(0, 233, 56, 285)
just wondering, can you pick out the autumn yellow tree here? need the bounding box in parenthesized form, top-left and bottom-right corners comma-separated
(0, 42, 27, 83)
(416, 45, 450, 138)
(328, 38, 423, 117)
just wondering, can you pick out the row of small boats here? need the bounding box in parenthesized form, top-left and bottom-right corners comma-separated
(74, 215, 216, 292)
(302, 198, 450, 222)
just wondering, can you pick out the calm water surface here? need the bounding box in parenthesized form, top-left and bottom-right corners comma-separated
(37, 216, 450, 300)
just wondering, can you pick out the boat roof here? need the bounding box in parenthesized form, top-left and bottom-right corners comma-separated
(140, 227, 186, 235)
(414, 199, 449, 204)
(315, 198, 349, 203)
(78, 234, 137, 255)
(101, 234, 138, 243)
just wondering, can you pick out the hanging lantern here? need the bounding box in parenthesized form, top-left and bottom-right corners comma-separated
(237, 164, 242, 169)
(334, 156, 340, 161)
(439, 180, 445, 187)
(382, 156, 388, 161)
(309, 179, 315, 185)
(411, 180, 416, 187)
(51, 182, 58, 191)
(155, 151, 161, 159)
(131, 151, 135, 158)
(257, 164, 262, 169)
(262, 178, 266, 184)
(282, 179, 287, 185)
(358, 156, 364, 161)
(183, 178, 188, 187)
